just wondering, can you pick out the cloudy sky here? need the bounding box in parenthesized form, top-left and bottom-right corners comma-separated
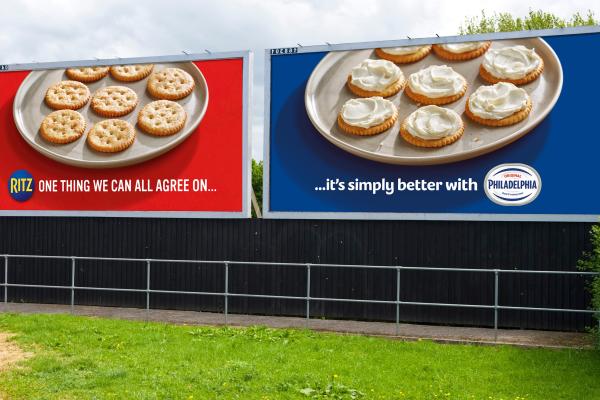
(1, 0, 597, 159)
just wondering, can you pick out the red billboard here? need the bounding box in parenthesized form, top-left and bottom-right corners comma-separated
(0, 52, 251, 217)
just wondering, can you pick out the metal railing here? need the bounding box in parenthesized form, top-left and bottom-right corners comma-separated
(1, 254, 598, 341)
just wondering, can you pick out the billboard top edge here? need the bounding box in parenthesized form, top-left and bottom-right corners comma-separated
(0, 50, 252, 73)
(266, 25, 600, 56)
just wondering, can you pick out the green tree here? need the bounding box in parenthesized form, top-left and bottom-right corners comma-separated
(460, 9, 597, 34)
(251, 159, 263, 218)
(578, 225, 600, 345)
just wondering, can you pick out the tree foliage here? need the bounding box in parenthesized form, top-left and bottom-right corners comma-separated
(460, 9, 597, 34)
(578, 225, 600, 342)
(251, 159, 263, 218)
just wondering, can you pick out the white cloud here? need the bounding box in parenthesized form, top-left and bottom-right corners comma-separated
(1, 0, 597, 159)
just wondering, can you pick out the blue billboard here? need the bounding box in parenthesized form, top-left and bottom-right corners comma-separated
(264, 27, 600, 221)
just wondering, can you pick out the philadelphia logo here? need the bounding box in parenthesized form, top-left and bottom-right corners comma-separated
(484, 164, 541, 206)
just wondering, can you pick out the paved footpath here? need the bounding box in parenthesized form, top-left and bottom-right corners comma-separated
(0, 302, 594, 349)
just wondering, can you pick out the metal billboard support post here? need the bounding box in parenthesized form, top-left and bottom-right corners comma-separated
(4, 256, 8, 305)
(396, 267, 401, 336)
(494, 270, 499, 342)
(224, 262, 229, 325)
(146, 260, 151, 319)
(70, 257, 76, 313)
(306, 264, 311, 328)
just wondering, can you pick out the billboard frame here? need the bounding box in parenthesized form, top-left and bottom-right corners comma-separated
(263, 25, 600, 222)
(0, 50, 252, 219)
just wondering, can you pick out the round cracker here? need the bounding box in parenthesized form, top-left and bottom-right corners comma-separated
(399, 118, 464, 148)
(147, 68, 195, 100)
(137, 100, 187, 136)
(44, 80, 91, 110)
(87, 119, 136, 153)
(91, 86, 138, 117)
(110, 64, 154, 82)
(432, 42, 491, 61)
(404, 82, 467, 106)
(374, 46, 432, 64)
(479, 60, 544, 86)
(66, 66, 109, 83)
(465, 96, 532, 127)
(337, 111, 398, 136)
(346, 75, 406, 98)
(40, 110, 86, 144)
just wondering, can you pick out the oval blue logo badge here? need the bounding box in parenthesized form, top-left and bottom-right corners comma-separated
(484, 164, 541, 206)
(8, 170, 35, 202)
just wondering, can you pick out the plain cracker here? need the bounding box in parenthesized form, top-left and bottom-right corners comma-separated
(147, 68, 195, 100)
(66, 66, 109, 83)
(91, 86, 138, 117)
(137, 100, 187, 136)
(44, 80, 90, 110)
(40, 109, 86, 144)
(87, 119, 136, 153)
(110, 64, 154, 82)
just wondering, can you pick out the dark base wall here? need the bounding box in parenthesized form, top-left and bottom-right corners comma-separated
(0, 217, 594, 331)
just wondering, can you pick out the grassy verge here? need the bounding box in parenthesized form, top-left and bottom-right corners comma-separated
(0, 313, 599, 399)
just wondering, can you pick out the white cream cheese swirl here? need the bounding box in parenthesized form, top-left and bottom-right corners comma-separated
(440, 41, 485, 53)
(468, 82, 529, 120)
(482, 45, 541, 79)
(340, 97, 396, 128)
(350, 59, 403, 92)
(408, 65, 466, 98)
(405, 105, 462, 140)
(379, 45, 429, 55)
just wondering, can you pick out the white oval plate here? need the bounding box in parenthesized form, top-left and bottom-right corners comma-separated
(305, 38, 562, 165)
(13, 62, 208, 169)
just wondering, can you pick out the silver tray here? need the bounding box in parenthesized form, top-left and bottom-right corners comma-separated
(305, 38, 562, 165)
(13, 62, 208, 169)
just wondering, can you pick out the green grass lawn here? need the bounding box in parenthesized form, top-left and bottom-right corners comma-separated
(0, 313, 599, 399)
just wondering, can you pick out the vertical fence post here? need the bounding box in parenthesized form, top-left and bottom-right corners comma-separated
(70, 257, 76, 313)
(4, 255, 8, 305)
(396, 267, 401, 336)
(146, 260, 151, 318)
(306, 264, 311, 328)
(494, 269, 499, 342)
(224, 262, 229, 325)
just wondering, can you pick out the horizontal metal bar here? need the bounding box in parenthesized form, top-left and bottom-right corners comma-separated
(5, 283, 146, 293)
(498, 305, 598, 314)
(310, 296, 396, 305)
(310, 297, 491, 309)
(228, 293, 307, 301)
(398, 300, 496, 309)
(149, 289, 222, 297)
(2, 254, 147, 262)
(500, 270, 598, 276)
(1, 254, 597, 276)
(3, 282, 597, 315)
(5, 283, 72, 290)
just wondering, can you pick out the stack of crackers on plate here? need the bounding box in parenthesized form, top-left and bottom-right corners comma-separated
(40, 64, 195, 153)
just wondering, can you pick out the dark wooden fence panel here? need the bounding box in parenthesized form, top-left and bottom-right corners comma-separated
(0, 217, 594, 331)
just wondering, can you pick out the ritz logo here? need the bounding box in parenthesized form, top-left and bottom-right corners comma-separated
(484, 164, 541, 206)
(8, 170, 35, 202)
